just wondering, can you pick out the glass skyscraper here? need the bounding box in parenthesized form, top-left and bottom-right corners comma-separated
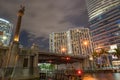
(86, 0, 120, 50)
(86, 0, 120, 20)
(0, 18, 13, 46)
(49, 28, 93, 56)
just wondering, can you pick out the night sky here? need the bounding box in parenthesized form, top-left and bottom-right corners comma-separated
(0, 0, 89, 51)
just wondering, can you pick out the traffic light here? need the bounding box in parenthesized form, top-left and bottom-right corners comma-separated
(66, 57, 70, 60)
(77, 70, 82, 75)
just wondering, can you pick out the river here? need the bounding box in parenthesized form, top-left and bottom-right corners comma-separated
(82, 73, 120, 80)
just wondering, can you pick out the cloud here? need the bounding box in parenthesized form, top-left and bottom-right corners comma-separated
(0, 0, 88, 49)
(0, 0, 88, 37)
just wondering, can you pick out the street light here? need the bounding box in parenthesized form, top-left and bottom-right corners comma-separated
(82, 40, 89, 70)
(2, 36, 7, 44)
(83, 41, 89, 46)
(83, 40, 94, 70)
(89, 55, 94, 70)
(61, 47, 66, 54)
(61, 48, 66, 52)
(89, 55, 93, 61)
(83, 40, 89, 55)
(2, 36, 7, 40)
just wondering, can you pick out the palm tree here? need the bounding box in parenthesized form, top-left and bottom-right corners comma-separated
(92, 50, 98, 69)
(92, 50, 98, 57)
(99, 48, 108, 55)
(114, 48, 120, 59)
(99, 48, 110, 67)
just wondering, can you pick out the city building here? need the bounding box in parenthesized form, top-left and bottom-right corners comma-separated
(86, 0, 120, 50)
(0, 18, 13, 46)
(49, 28, 93, 56)
(86, 0, 120, 20)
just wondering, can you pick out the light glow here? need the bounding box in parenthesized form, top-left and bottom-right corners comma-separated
(14, 37, 19, 42)
(66, 57, 70, 60)
(83, 41, 89, 46)
(77, 70, 82, 75)
(61, 47, 66, 52)
(0, 18, 9, 23)
(3, 36, 7, 40)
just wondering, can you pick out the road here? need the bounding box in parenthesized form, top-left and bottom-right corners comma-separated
(82, 73, 120, 80)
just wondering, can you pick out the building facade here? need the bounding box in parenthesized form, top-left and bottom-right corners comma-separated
(49, 28, 93, 56)
(0, 18, 13, 46)
(86, 0, 120, 20)
(86, 0, 120, 50)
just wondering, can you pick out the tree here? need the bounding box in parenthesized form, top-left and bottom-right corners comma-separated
(99, 48, 110, 67)
(92, 50, 98, 57)
(99, 48, 108, 55)
(92, 50, 98, 68)
(114, 48, 120, 59)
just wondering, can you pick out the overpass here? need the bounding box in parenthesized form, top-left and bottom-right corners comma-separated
(38, 51, 86, 64)
(38, 51, 87, 80)
(0, 45, 89, 80)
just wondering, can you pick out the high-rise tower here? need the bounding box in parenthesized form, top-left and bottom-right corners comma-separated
(0, 18, 13, 46)
(49, 28, 93, 56)
(86, 0, 120, 20)
(86, 0, 120, 50)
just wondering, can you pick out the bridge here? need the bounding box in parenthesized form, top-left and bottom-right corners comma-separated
(0, 6, 89, 80)
(38, 51, 86, 64)
(0, 45, 89, 80)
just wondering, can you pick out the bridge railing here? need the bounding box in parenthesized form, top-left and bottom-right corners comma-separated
(39, 69, 82, 80)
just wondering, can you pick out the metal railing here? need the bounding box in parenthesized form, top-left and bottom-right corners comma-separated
(39, 69, 82, 80)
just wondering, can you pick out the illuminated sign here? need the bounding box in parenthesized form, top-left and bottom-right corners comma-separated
(109, 44, 117, 53)
(112, 60, 120, 66)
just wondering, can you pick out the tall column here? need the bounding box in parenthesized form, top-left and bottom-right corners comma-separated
(8, 6, 25, 67)
(1, 7, 25, 80)
(13, 6, 25, 42)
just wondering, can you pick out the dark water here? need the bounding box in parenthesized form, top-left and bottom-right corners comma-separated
(82, 73, 120, 80)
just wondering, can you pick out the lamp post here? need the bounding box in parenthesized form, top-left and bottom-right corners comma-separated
(83, 40, 94, 70)
(2, 36, 7, 40)
(83, 41, 88, 46)
(61, 47, 66, 54)
(83, 40, 90, 70)
(89, 55, 93, 70)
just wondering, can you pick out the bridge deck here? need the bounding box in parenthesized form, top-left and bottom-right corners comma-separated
(38, 51, 86, 64)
